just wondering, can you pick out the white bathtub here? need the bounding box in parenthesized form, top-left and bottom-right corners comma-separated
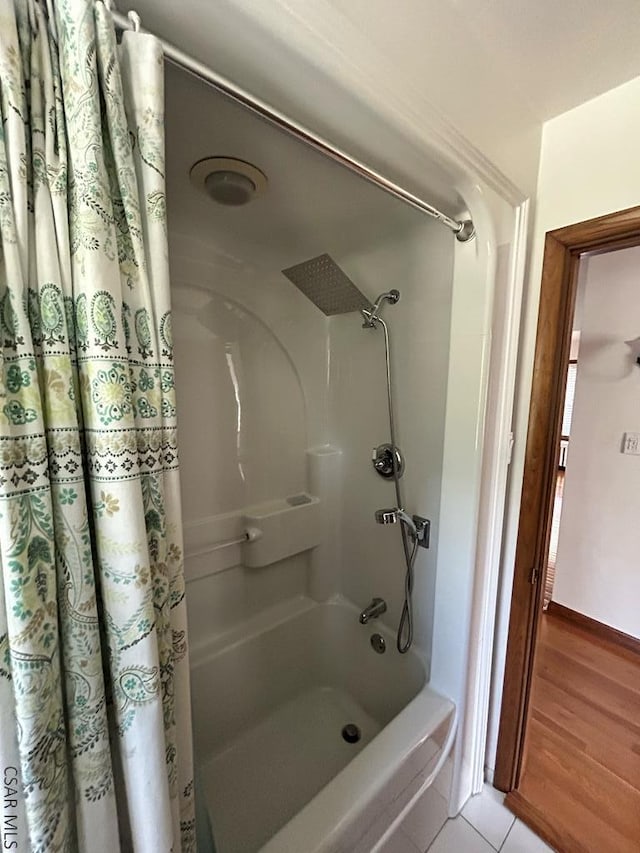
(190, 596, 455, 853)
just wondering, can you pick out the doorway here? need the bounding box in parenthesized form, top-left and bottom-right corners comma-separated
(494, 206, 640, 851)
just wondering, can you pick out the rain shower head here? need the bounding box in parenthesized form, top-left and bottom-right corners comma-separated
(281, 254, 372, 316)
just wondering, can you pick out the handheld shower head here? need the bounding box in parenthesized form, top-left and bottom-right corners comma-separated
(361, 289, 400, 327)
(374, 290, 400, 311)
(374, 507, 417, 536)
(374, 508, 399, 525)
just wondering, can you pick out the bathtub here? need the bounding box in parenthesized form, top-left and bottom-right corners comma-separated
(190, 596, 455, 853)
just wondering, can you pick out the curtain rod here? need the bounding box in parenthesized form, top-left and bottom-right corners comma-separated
(109, 7, 476, 242)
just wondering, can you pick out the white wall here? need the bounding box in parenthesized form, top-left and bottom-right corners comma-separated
(172, 280, 310, 520)
(488, 74, 640, 775)
(164, 61, 480, 673)
(553, 247, 640, 638)
(170, 248, 329, 650)
(164, 64, 336, 650)
(330, 220, 454, 668)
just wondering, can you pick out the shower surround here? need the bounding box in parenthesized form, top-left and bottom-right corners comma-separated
(165, 46, 498, 851)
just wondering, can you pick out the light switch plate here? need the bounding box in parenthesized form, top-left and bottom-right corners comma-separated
(622, 432, 640, 455)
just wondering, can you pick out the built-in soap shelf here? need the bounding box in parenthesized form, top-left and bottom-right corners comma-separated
(242, 493, 322, 568)
(183, 493, 322, 580)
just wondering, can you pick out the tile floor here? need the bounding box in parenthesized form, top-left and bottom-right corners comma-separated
(417, 784, 555, 853)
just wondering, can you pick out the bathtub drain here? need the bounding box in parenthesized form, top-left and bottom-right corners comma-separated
(341, 723, 361, 744)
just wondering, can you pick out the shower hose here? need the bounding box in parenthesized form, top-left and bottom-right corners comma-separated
(378, 315, 418, 654)
(392, 455, 418, 654)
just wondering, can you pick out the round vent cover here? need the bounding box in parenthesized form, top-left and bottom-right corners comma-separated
(190, 157, 268, 206)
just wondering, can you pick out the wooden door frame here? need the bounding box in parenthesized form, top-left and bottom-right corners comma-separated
(494, 203, 640, 793)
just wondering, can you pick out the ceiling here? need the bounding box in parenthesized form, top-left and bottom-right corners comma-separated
(132, 0, 640, 124)
(441, 0, 640, 121)
(330, 0, 640, 123)
(129, 0, 640, 196)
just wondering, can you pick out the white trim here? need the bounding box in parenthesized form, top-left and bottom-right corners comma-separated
(429, 183, 495, 815)
(464, 200, 530, 793)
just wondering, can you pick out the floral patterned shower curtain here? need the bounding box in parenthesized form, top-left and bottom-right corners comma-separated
(0, 1, 194, 850)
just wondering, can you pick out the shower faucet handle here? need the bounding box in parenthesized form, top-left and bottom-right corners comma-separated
(373, 451, 388, 472)
(372, 443, 404, 479)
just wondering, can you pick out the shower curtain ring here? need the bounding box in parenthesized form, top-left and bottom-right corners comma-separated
(127, 10, 142, 32)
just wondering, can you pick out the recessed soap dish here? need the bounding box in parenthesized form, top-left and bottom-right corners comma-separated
(287, 493, 313, 507)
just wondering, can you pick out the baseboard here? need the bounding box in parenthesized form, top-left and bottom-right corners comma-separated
(505, 790, 580, 853)
(547, 601, 640, 656)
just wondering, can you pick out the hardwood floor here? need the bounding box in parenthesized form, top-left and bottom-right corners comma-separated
(512, 610, 640, 852)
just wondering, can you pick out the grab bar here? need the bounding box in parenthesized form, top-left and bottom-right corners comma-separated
(185, 527, 262, 560)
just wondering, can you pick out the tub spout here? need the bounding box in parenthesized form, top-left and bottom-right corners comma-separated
(359, 597, 387, 624)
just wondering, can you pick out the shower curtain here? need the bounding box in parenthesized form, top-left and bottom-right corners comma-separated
(0, 1, 195, 851)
